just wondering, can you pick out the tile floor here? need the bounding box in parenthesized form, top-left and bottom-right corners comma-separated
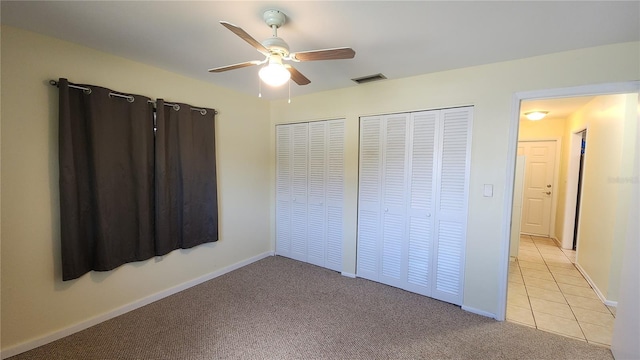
(507, 235, 616, 347)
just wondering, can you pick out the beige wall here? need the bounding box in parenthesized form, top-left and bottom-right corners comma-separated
(561, 94, 638, 302)
(270, 42, 640, 316)
(518, 117, 567, 141)
(1, 26, 272, 350)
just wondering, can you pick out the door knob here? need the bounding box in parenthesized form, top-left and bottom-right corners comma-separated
(426, 213, 431, 218)
(545, 191, 551, 195)
(384, 208, 389, 212)
(547, 184, 552, 188)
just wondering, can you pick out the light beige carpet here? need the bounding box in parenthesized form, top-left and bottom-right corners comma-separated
(10, 256, 613, 359)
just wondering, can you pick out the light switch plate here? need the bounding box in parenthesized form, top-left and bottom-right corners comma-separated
(483, 184, 493, 197)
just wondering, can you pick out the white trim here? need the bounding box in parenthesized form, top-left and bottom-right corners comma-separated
(574, 262, 617, 307)
(461, 305, 497, 319)
(341, 272, 356, 278)
(498, 81, 640, 322)
(0, 251, 275, 359)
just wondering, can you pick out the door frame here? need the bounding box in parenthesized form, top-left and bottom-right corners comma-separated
(517, 139, 561, 238)
(560, 127, 588, 250)
(497, 80, 640, 322)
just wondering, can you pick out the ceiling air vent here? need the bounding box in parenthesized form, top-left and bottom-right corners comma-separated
(351, 73, 387, 84)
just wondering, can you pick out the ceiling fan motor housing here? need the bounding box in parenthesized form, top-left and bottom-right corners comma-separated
(262, 36, 289, 57)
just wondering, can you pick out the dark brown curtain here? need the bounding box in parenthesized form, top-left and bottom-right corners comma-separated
(155, 100, 218, 255)
(58, 78, 156, 280)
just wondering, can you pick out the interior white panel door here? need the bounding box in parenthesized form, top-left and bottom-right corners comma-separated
(519, 141, 556, 236)
(307, 121, 327, 267)
(325, 120, 345, 272)
(380, 114, 409, 286)
(357, 116, 383, 281)
(405, 111, 438, 295)
(275, 125, 292, 257)
(432, 107, 472, 305)
(290, 123, 308, 262)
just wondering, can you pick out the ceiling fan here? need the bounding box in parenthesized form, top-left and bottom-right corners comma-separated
(208, 10, 356, 87)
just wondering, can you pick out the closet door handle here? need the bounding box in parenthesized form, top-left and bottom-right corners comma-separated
(426, 213, 431, 218)
(384, 208, 389, 212)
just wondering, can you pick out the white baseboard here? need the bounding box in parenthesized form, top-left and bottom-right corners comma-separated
(1, 251, 274, 359)
(341, 272, 356, 278)
(461, 305, 497, 319)
(573, 262, 616, 307)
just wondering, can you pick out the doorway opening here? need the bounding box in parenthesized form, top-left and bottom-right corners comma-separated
(572, 130, 586, 250)
(502, 83, 639, 346)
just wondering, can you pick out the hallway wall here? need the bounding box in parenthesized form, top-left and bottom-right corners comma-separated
(560, 94, 638, 302)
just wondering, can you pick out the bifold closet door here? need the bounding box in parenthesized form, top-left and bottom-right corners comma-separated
(275, 123, 308, 261)
(356, 116, 383, 281)
(357, 112, 412, 288)
(356, 107, 472, 306)
(431, 107, 472, 305)
(404, 111, 438, 296)
(276, 120, 344, 272)
(324, 120, 345, 272)
(275, 125, 292, 257)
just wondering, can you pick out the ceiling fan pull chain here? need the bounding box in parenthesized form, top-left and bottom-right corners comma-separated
(258, 75, 262, 98)
(288, 80, 291, 104)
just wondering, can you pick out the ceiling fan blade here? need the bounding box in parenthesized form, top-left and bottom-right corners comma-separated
(220, 21, 270, 55)
(291, 47, 355, 62)
(208, 60, 262, 73)
(284, 65, 311, 86)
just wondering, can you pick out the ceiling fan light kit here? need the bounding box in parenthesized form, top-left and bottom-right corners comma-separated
(259, 55, 291, 86)
(209, 9, 356, 92)
(524, 111, 549, 121)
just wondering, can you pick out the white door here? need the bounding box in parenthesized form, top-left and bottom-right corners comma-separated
(275, 126, 292, 257)
(276, 120, 345, 271)
(325, 120, 345, 272)
(431, 107, 472, 305)
(380, 114, 410, 286)
(519, 141, 556, 236)
(356, 107, 472, 306)
(290, 123, 309, 261)
(404, 110, 438, 295)
(357, 116, 384, 281)
(307, 121, 327, 267)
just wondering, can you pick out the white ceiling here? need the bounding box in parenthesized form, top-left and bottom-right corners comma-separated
(521, 96, 596, 122)
(1, 1, 639, 100)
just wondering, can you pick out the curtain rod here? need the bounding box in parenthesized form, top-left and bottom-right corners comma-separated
(49, 80, 217, 115)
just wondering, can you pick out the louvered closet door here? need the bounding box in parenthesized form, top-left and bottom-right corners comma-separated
(325, 120, 345, 272)
(275, 126, 292, 257)
(307, 121, 327, 267)
(290, 123, 309, 262)
(357, 116, 383, 281)
(356, 107, 472, 306)
(404, 111, 438, 296)
(380, 114, 410, 287)
(276, 120, 344, 272)
(432, 107, 472, 305)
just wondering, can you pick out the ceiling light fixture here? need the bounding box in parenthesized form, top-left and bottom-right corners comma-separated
(524, 111, 549, 121)
(258, 55, 290, 87)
